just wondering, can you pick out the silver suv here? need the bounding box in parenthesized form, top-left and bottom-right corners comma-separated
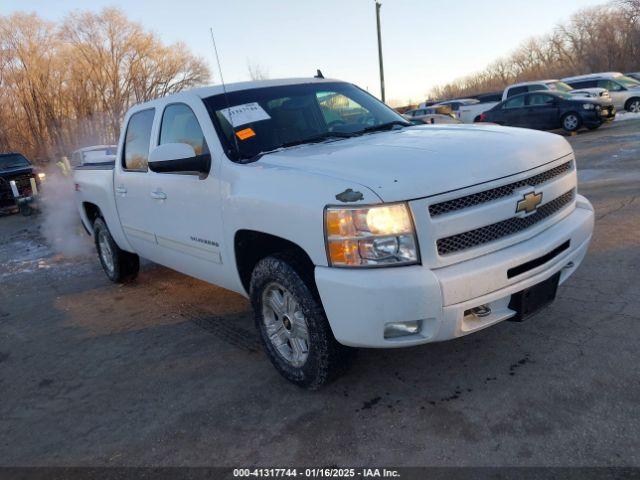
(563, 72, 640, 113)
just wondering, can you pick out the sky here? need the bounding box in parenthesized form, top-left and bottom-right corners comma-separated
(3, 0, 608, 104)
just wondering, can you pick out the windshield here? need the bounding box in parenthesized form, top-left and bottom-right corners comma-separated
(202, 82, 408, 161)
(0, 154, 30, 169)
(547, 81, 574, 92)
(616, 75, 640, 88)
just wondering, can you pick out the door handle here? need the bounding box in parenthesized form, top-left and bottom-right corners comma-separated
(115, 185, 127, 195)
(150, 190, 167, 200)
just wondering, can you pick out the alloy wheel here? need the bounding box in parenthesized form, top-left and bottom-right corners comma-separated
(261, 282, 310, 367)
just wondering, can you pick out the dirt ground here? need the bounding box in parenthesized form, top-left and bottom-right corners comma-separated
(1, 120, 639, 467)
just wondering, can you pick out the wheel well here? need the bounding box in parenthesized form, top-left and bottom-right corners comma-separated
(234, 230, 316, 294)
(82, 202, 101, 231)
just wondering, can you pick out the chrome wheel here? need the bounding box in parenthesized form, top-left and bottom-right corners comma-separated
(563, 114, 579, 131)
(628, 100, 640, 113)
(261, 282, 309, 367)
(98, 230, 115, 276)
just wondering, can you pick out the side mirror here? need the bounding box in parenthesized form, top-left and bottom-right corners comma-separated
(148, 143, 210, 177)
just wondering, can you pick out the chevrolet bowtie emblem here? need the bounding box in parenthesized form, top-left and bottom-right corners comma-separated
(516, 191, 543, 215)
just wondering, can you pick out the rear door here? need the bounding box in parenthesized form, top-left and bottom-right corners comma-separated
(526, 93, 560, 130)
(113, 108, 158, 258)
(501, 95, 528, 127)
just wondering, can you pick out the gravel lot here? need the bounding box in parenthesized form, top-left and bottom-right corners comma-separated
(1, 120, 639, 467)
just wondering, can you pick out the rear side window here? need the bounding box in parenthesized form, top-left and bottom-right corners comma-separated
(528, 93, 555, 106)
(123, 109, 155, 171)
(569, 80, 597, 89)
(159, 103, 209, 156)
(504, 96, 526, 109)
(506, 86, 528, 98)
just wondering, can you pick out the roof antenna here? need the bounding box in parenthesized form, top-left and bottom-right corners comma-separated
(315, 69, 324, 79)
(210, 27, 241, 159)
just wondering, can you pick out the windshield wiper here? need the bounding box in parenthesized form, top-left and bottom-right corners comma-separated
(243, 131, 356, 162)
(359, 120, 411, 134)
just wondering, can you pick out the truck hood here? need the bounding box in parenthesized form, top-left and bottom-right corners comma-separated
(257, 124, 573, 202)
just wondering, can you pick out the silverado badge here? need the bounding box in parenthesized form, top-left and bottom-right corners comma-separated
(516, 191, 543, 215)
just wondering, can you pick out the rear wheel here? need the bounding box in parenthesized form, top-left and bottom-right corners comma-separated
(561, 113, 581, 132)
(625, 98, 640, 113)
(250, 253, 353, 389)
(93, 217, 139, 283)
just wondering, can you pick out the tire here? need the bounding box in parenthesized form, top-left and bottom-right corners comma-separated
(93, 217, 139, 283)
(625, 98, 640, 113)
(19, 203, 33, 216)
(561, 112, 581, 132)
(250, 253, 353, 389)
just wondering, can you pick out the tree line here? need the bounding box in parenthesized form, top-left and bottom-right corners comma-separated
(429, 0, 640, 101)
(0, 8, 209, 163)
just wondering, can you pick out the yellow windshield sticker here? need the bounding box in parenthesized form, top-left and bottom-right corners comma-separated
(236, 128, 256, 141)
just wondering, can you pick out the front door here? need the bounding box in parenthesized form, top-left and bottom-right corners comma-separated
(598, 80, 626, 109)
(147, 102, 226, 285)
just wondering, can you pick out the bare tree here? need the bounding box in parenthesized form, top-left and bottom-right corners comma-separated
(0, 8, 210, 163)
(429, 1, 640, 100)
(247, 60, 269, 81)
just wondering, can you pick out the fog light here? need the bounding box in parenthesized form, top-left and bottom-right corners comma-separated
(384, 320, 422, 339)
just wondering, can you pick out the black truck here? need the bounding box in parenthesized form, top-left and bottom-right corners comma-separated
(0, 153, 41, 214)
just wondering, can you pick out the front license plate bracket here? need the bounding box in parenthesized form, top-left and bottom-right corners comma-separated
(508, 272, 561, 322)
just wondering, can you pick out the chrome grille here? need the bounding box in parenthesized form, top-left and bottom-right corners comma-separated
(436, 189, 575, 255)
(429, 161, 572, 217)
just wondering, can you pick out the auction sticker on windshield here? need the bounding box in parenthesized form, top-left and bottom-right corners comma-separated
(221, 102, 271, 127)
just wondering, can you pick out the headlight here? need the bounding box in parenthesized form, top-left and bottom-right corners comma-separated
(37, 172, 46, 181)
(582, 103, 595, 110)
(325, 203, 419, 267)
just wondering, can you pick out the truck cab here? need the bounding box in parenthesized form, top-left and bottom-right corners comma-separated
(74, 78, 594, 388)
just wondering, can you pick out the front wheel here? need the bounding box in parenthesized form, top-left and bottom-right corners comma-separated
(561, 113, 581, 132)
(250, 253, 353, 389)
(625, 98, 640, 113)
(93, 217, 139, 283)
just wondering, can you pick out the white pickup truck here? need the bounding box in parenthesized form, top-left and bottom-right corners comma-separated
(74, 77, 594, 388)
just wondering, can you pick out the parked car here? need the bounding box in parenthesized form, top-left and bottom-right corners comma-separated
(74, 77, 594, 388)
(0, 153, 43, 214)
(71, 145, 117, 167)
(562, 72, 640, 112)
(479, 91, 615, 132)
(502, 79, 610, 101)
(403, 106, 459, 124)
(457, 80, 610, 124)
(626, 72, 640, 82)
(407, 115, 462, 125)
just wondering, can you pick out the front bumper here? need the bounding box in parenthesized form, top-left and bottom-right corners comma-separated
(315, 195, 594, 348)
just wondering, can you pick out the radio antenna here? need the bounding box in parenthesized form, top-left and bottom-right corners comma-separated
(209, 27, 241, 159)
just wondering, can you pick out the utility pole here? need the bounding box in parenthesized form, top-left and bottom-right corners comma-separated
(375, 0, 385, 103)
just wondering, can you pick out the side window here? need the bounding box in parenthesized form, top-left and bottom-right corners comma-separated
(581, 80, 598, 88)
(527, 84, 546, 92)
(123, 109, 155, 171)
(528, 94, 555, 106)
(504, 96, 526, 109)
(159, 103, 209, 155)
(507, 86, 528, 98)
(598, 80, 623, 91)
